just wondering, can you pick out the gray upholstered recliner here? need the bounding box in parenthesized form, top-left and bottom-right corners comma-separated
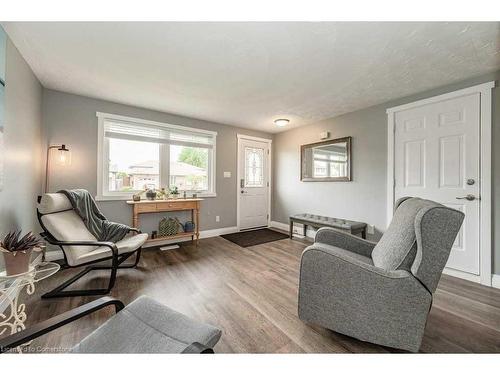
(298, 197, 464, 352)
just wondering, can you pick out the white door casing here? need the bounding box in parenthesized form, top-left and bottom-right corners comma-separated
(387, 82, 494, 285)
(237, 135, 271, 230)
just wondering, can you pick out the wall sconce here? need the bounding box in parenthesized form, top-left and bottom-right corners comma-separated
(45, 144, 71, 192)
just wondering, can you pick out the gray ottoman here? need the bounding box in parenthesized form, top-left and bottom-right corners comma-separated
(70, 296, 222, 353)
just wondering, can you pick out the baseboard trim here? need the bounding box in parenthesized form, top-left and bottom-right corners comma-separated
(270, 221, 316, 239)
(491, 274, 500, 289)
(442, 267, 482, 283)
(200, 226, 239, 239)
(269, 221, 288, 232)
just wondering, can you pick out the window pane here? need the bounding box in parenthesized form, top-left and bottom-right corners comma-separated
(313, 160, 327, 177)
(108, 138, 160, 192)
(245, 147, 264, 187)
(170, 145, 209, 191)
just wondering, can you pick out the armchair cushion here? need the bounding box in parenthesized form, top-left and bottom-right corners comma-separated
(41, 209, 99, 265)
(75, 233, 148, 265)
(38, 192, 73, 214)
(371, 198, 438, 271)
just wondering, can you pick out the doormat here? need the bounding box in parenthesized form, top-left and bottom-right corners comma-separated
(221, 228, 288, 247)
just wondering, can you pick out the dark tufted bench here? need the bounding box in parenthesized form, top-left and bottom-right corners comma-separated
(289, 213, 367, 239)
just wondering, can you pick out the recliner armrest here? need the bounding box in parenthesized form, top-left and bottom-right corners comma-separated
(315, 227, 376, 257)
(302, 244, 409, 279)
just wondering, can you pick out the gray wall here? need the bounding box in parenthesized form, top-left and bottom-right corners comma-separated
(0, 39, 43, 237)
(273, 71, 500, 273)
(273, 106, 388, 240)
(42, 89, 273, 234)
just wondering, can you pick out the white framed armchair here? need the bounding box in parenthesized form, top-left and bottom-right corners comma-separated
(298, 197, 464, 352)
(37, 193, 148, 298)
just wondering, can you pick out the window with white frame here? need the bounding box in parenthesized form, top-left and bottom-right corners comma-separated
(97, 113, 217, 199)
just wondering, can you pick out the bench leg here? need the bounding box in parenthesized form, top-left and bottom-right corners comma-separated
(289, 220, 293, 239)
(303, 224, 307, 237)
(362, 229, 367, 239)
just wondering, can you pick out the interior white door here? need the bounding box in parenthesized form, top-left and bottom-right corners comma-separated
(238, 138, 270, 230)
(394, 93, 480, 275)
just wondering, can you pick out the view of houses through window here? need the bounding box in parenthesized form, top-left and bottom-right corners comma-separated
(108, 139, 209, 193)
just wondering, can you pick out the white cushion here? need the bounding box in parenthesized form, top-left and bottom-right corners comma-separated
(75, 233, 148, 265)
(38, 193, 73, 214)
(41, 210, 99, 266)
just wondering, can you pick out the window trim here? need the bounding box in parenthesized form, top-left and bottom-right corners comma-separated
(96, 112, 217, 201)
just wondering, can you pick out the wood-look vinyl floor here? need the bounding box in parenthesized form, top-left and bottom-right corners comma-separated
(19, 235, 500, 353)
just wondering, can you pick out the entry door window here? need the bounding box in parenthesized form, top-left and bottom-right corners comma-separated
(245, 147, 264, 187)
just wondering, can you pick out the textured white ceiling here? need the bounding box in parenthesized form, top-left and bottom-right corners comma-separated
(3, 22, 500, 133)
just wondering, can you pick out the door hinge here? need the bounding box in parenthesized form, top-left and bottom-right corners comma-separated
(267, 149, 270, 155)
(267, 214, 269, 219)
(267, 182, 269, 187)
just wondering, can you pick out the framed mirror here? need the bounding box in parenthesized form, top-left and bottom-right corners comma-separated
(301, 136, 351, 182)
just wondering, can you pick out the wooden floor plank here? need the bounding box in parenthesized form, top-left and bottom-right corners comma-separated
(11, 235, 500, 353)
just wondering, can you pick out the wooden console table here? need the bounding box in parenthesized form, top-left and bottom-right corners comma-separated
(126, 199, 203, 245)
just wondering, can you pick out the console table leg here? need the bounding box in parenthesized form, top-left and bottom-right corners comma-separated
(289, 221, 293, 239)
(195, 207, 200, 246)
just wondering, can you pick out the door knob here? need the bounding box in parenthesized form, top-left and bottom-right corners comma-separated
(456, 194, 478, 201)
(241, 190, 246, 194)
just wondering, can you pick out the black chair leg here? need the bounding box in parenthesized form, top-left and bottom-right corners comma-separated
(93, 249, 141, 270)
(41, 265, 116, 299)
(41, 249, 141, 299)
(106, 258, 118, 292)
(115, 248, 141, 269)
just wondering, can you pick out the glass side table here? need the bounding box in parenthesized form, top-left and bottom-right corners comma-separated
(0, 254, 60, 351)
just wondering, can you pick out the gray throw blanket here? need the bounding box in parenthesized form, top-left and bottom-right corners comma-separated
(59, 189, 131, 243)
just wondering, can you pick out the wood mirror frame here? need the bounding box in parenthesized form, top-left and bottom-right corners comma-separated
(300, 136, 352, 182)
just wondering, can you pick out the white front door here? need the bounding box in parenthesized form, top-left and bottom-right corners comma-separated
(238, 137, 270, 230)
(394, 93, 480, 275)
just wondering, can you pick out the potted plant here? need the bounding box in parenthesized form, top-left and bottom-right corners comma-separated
(1, 231, 43, 276)
(170, 186, 179, 199)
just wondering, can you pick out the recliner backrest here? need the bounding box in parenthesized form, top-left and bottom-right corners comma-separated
(38, 193, 98, 266)
(372, 197, 464, 292)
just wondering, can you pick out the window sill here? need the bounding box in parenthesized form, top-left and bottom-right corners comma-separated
(96, 192, 217, 202)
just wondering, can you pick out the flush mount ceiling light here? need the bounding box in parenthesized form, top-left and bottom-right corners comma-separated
(274, 119, 290, 127)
